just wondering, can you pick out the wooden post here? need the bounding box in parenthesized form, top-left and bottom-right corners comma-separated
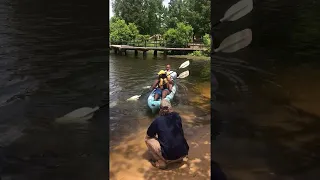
(124, 50, 127, 55)
(135, 50, 138, 56)
(164, 50, 167, 57)
(143, 51, 147, 57)
(154, 50, 157, 57)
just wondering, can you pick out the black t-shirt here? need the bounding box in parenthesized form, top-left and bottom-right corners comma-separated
(147, 112, 189, 160)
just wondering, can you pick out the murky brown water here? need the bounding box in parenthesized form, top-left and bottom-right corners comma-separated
(109, 53, 211, 145)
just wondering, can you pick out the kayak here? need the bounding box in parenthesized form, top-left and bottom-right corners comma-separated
(147, 84, 177, 113)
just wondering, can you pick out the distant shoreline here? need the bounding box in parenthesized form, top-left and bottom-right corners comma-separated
(168, 55, 210, 61)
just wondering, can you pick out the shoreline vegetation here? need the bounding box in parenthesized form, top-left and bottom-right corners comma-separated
(168, 54, 210, 61)
(110, 0, 211, 58)
(109, 49, 210, 61)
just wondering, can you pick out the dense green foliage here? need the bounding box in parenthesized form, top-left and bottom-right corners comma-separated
(112, 0, 210, 38)
(202, 33, 211, 55)
(189, 51, 203, 56)
(110, 17, 139, 44)
(163, 23, 193, 47)
(113, 0, 164, 35)
(185, 0, 210, 37)
(164, 0, 188, 29)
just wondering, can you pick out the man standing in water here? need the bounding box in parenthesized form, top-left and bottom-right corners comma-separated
(145, 99, 189, 169)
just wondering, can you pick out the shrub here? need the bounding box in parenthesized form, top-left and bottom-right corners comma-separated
(202, 33, 211, 56)
(189, 51, 202, 56)
(110, 17, 139, 44)
(163, 22, 193, 48)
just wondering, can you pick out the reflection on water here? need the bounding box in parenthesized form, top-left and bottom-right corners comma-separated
(212, 0, 320, 179)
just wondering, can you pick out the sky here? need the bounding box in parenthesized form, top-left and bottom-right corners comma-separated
(109, 0, 170, 18)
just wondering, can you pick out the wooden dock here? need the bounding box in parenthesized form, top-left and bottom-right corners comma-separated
(109, 45, 205, 56)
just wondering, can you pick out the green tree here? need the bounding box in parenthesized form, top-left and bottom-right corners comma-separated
(163, 22, 193, 47)
(144, 0, 164, 35)
(128, 23, 139, 40)
(113, 0, 164, 35)
(164, 0, 188, 29)
(185, 0, 210, 38)
(202, 33, 211, 55)
(110, 17, 139, 44)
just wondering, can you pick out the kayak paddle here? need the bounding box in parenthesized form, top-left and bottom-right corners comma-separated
(176, 70, 189, 79)
(140, 60, 190, 90)
(178, 60, 190, 69)
(214, 28, 252, 53)
(55, 105, 107, 123)
(126, 70, 190, 101)
(213, 0, 253, 27)
(141, 64, 189, 90)
(55, 67, 190, 122)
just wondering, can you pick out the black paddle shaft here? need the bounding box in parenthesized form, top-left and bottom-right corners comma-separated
(99, 103, 109, 109)
(212, 20, 222, 28)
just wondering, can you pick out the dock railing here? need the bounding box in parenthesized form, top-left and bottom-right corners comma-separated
(110, 39, 206, 49)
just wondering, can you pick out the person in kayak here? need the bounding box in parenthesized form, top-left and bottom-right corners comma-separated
(165, 64, 177, 81)
(150, 64, 177, 99)
(145, 99, 189, 169)
(151, 70, 172, 100)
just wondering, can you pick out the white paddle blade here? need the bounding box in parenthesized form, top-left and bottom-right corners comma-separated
(55, 106, 99, 122)
(143, 86, 151, 89)
(179, 60, 190, 69)
(55, 114, 94, 124)
(177, 70, 190, 79)
(221, 0, 253, 22)
(127, 95, 141, 101)
(214, 28, 252, 53)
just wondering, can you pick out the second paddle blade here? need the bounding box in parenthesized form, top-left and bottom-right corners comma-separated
(177, 70, 190, 79)
(214, 28, 252, 53)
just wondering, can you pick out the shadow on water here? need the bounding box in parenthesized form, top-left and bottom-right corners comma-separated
(212, 0, 320, 179)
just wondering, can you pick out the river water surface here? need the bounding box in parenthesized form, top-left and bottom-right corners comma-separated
(0, 0, 109, 179)
(212, 0, 320, 179)
(109, 53, 211, 147)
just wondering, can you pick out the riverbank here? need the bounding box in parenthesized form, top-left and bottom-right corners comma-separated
(168, 55, 210, 61)
(110, 124, 210, 180)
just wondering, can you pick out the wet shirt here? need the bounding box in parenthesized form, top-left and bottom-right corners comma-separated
(165, 70, 176, 80)
(147, 112, 189, 160)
